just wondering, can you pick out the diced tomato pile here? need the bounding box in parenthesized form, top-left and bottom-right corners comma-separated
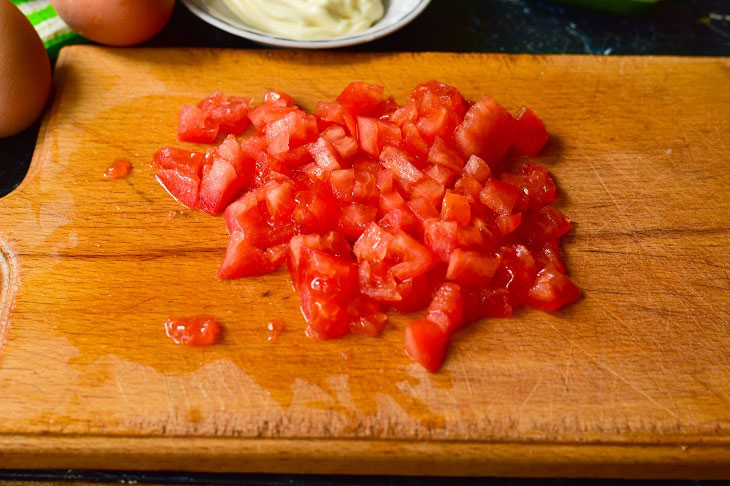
(152, 82, 580, 371)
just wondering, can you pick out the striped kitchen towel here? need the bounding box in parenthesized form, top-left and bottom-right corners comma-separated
(11, 0, 85, 58)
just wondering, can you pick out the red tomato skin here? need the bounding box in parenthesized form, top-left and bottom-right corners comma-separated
(165, 316, 221, 346)
(404, 320, 448, 372)
(425, 282, 464, 336)
(155, 168, 200, 209)
(454, 95, 517, 164)
(526, 264, 581, 311)
(513, 107, 549, 157)
(154, 147, 206, 177)
(496, 213, 522, 235)
(218, 233, 274, 279)
(336, 82, 386, 116)
(446, 249, 501, 287)
(462, 286, 513, 323)
(535, 240, 566, 273)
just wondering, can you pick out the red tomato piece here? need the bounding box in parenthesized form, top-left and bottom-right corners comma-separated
(513, 107, 549, 157)
(479, 179, 521, 216)
(428, 136, 464, 172)
(535, 240, 566, 273)
(347, 296, 388, 337)
(377, 169, 395, 193)
(197, 158, 246, 215)
(156, 168, 200, 209)
(353, 222, 393, 262)
(337, 202, 378, 241)
(154, 147, 206, 177)
(462, 286, 513, 323)
(265, 110, 318, 156)
(416, 106, 460, 144)
(492, 244, 538, 303)
(352, 168, 379, 203)
(424, 219, 458, 263)
(199, 92, 253, 136)
(315, 101, 358, 136)
(401, 121, 429, 158)
(425, 282, 463, 336)
(218, 233, 275, 279)
(408, 196, 440, 223)
(265, 243, 289, 268)
(358, 260, 401, 302)
(441, 191, 471, 226)
(357, 117, 402, 157)
(178, 104, 218, 143)
(424, 164, 457, 188)
(464, 155, 491, 184)
(526, 264, 581, 311)
(388, 230, 435, 280)
(404, 320, 448, 372)
(496, 213, 522, 235)
(501, 163, 557, 212)
(409, 80, 468, 118)
(262, 180, 297, 221)
(446, 249, 501, 287)
(409, 176, 445, 208)
(379, 145, 424, 187)
(291, 184, 340, 233)
(519, 205, 572, 246)
(454, 95, 517, 163)
(165, 316, 221, 346)
(322, 125, 359, 160)
(308, 137, 342, 172)
(453, 175, 483, 204)
(389, 101, 417, 127)
(336, 81, 386, 117)
(391, 274, 431, 313)
(329, 168, 355, 201)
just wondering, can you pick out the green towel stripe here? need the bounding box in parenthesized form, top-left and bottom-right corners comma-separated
(26, 5, 56, 26)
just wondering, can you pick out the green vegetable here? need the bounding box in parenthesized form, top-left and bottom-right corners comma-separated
(555, 0, 661, 15)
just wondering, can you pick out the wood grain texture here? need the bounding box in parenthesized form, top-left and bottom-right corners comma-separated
(0, 47, 729, 478)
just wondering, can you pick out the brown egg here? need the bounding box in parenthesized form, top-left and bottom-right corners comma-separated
(0, 0, 52, 138)
(50, 0, 175, 47)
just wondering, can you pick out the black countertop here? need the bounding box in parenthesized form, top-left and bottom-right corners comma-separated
(0, 0, 729, 483)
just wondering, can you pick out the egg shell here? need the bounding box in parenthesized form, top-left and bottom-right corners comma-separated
(50, 0, 176, 47)
(0, 0, 52, 138)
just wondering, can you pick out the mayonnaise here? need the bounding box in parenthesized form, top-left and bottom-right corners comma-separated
(218, 0, 385, 41)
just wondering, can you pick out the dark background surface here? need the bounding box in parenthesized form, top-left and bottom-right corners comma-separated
(1, 0, 729, 484)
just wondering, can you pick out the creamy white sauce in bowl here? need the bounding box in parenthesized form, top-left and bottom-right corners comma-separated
(181, 0, 432, 48)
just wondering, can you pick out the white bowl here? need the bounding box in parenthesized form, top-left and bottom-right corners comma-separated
(181, 0, 432, 49)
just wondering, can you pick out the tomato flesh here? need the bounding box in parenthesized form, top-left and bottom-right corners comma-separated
(153, 82, 580, 373)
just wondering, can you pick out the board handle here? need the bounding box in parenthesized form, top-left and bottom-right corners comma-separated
(0, 237, 18, 355)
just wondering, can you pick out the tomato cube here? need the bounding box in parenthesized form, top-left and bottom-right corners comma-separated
(446, 249, 501, 286)
(454, 95, 517, 163)
(425, 282, 464, 336)
(526, 264, 581, 311)
(479, 179, 521, 216)
(156, 168, 200, 209)
(218, 233, 274, 279)
(404, 320, 448, 372)
(441, 191, 471, 226)
(513, 107, 549, 157)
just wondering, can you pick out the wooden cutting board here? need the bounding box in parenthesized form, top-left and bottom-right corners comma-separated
(0, 47, 729, 478)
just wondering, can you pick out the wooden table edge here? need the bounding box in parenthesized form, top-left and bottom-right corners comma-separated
(0, 434, 728, 478)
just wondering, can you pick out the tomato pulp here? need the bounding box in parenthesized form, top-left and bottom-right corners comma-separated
(153, 81, 580, 371)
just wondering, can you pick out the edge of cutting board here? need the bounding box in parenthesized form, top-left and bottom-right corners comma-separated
(0, 434, 729, 478)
